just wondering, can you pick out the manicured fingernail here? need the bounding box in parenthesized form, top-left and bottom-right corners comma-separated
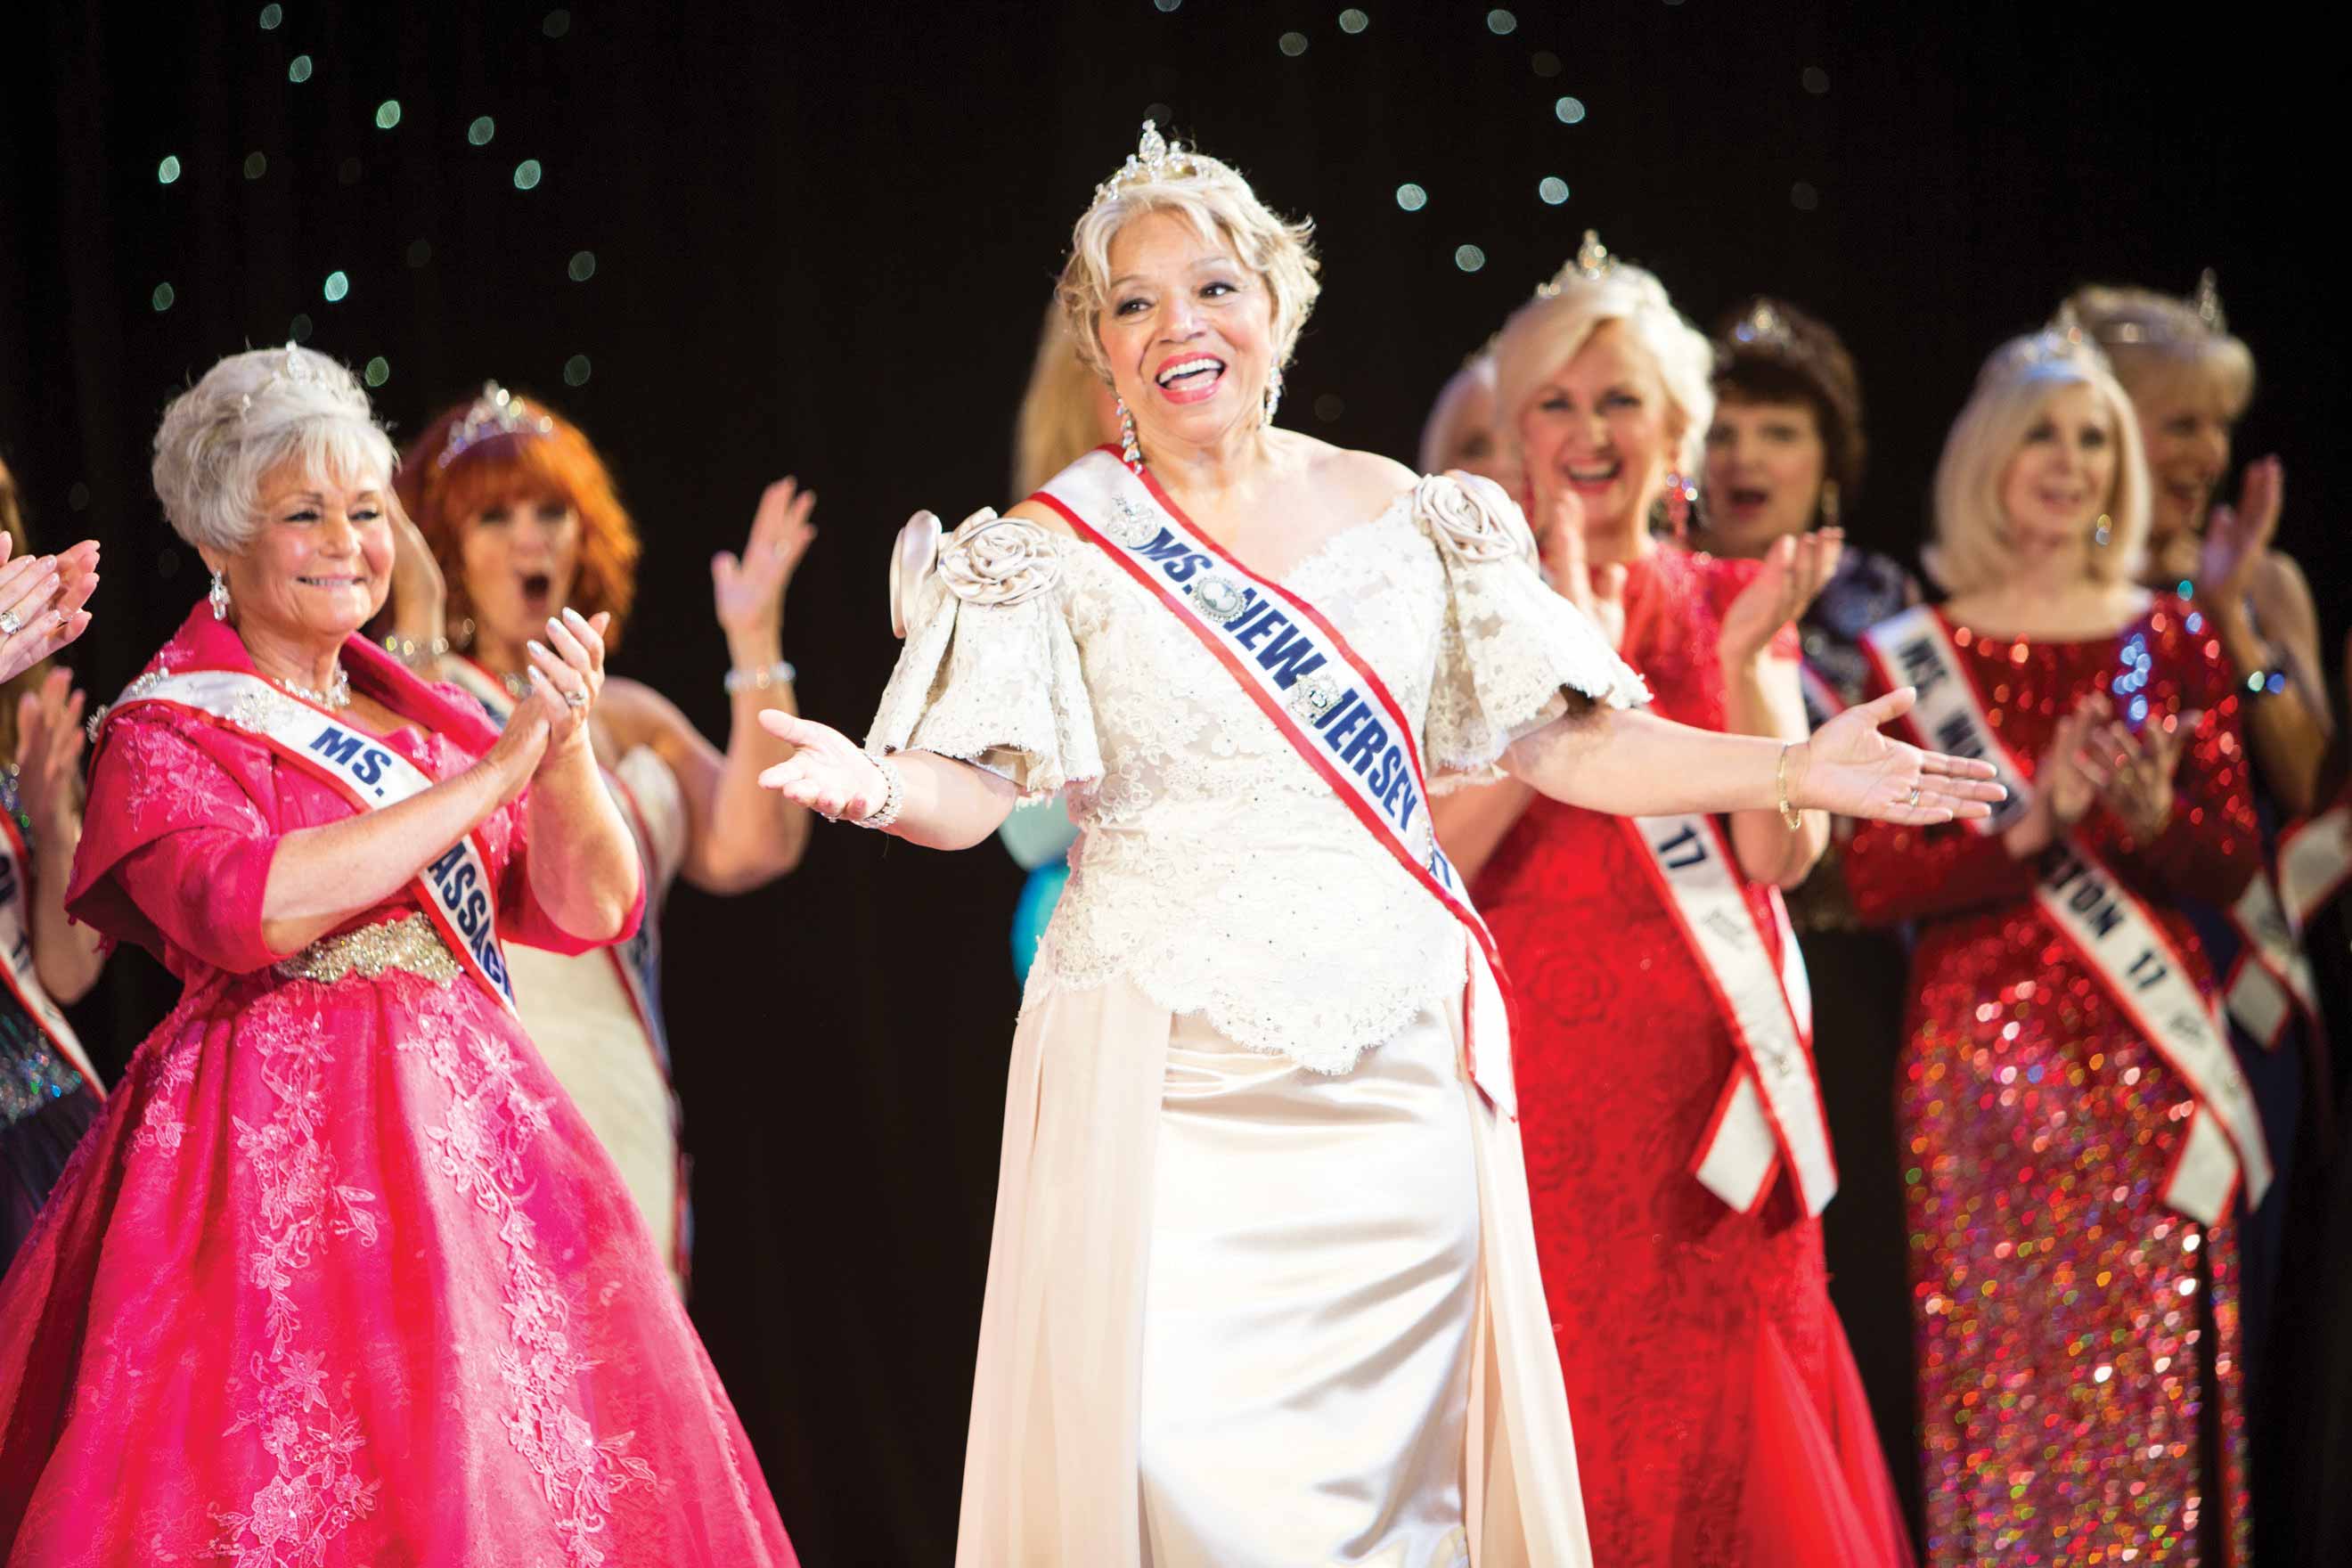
(528, 639, 550, 657)
(561, 606, 587, 625)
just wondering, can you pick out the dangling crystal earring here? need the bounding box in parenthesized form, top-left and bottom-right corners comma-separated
(1818, 478, 1842, 531)
(1263, 366, 1285, 426)
(208, 568, 231, 621)
(1662, 470, 1695, 539)
(2093, 512, 2113, 548)
(1118, 396, 1143, 474)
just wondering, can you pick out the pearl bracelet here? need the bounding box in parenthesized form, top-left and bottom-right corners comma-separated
(850, 751, 905, 831)
(723, 659, 798, 694)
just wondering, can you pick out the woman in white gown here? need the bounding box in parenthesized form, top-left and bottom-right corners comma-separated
(758, 125, 2003, 1567)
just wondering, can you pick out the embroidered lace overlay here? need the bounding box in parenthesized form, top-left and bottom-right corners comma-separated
(870, 475, 1646, 1071)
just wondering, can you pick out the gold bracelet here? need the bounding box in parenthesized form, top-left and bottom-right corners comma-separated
(1776, 742, 1803, 831)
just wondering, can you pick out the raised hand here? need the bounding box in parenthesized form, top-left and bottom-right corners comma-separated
(2201, 455, 2282, 607)
(12, 667, 87, 838)
(0, 537, 99, 684)
(1793, 687, 2007, 823)
(1535, 487, 1626, 651)
(1717, 528, 1843, 669)
(755, 709, 888, 821)
(522, 606, 609, 764)
(713, 478, 819, 644)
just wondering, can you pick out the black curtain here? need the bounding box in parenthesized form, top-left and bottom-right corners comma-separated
(3, 4, 2340, 1561)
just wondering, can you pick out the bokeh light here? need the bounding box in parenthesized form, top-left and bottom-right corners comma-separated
(1555, 95, 1587, 124)
(1278, 31, 1308, 55)
(563, 354, 592, 387)
(1153, 0, 1180, 12)
(406, 238, 433, 267)
(157, 155, 181, 184)
(514, 159, 543, 191)
(1339, 9, 1368, 33)
(363, 357, 390, 388)
(375, 100, 403, 130)
(67, 482, 90, 512)
(1395, 183, 1427, 212)
(243, 151, 267, 180)
(1313, 393, 1344, 422)
(568, 249, 597, 282)
(1791, 181, 1821, 211)
(289, 313, 314, 343)
(1487, 9, 1517, 34)
(1531, 51, 1562, 78)
(258, 4, 282, 29)
(468, 116, 496, 146)
(1539, 176, 1570, 205)
(543, 9, 571, 37)
(151, 282, 176, 312)
(323, 270, 350, 302)
(1454, 244, 1486, 273)
(1802, 65, 1830, 94)
(288, 54, 313, 84)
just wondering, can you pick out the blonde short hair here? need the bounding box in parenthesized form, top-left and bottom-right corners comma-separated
(2066, 282, 2254, 419)
(1014, 301, 1113, 497)
(1057, 141, 1320, 386)
(1926, 334, 2151, 594)
(151, 346, 395, 554)
(1417, 352, 1499, 478)
(1492, 257, 1713, 476)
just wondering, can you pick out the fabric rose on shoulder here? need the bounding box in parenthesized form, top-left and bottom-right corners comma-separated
(1415, 472, 1535, 566)
(938, 509, 1063, 608)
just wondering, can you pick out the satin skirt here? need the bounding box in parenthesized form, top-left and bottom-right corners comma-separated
(956, 971, 1591, 1567)
(1142, 1009, 1479, 1567)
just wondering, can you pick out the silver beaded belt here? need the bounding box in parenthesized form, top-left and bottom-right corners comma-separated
(274, 912, 462, 986)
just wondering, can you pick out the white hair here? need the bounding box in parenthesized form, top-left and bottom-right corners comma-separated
(151, 345, 396, 554)
(1926, 334, 2152, 594)
(1492, 259, 1714, 476)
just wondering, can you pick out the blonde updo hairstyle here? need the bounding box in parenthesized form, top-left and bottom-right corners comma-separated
(151, 346, 396, 557)
(1056, 137, 1321, 390)
(2065, 282, 2254, 420)
(1492, 256, 1715, 480)
(1925, 333, 2151, 595)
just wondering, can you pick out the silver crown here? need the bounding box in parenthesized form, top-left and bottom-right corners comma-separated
(2023, 306, 2111, 372)
(2193, 267, 2226, 331)
(436, 381, 553, 469)
(1731, 298, 1791, 347)
(1092, 119, 1201, 205)
(1535, 230, 1616, 298)
(239, 341, 335, 418)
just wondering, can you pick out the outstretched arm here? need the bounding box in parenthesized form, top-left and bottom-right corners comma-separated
(756, 709, 1019, 850)
(1505, 687, 2004, 827)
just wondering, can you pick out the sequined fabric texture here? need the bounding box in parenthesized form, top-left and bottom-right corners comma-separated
(1845, 597, 2258, 1565)
(272, 911, 461, 987)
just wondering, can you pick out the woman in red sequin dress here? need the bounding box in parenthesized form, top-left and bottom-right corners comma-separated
(1434, 237, 1914, 1568)
(1845, 331, 2260, 1566)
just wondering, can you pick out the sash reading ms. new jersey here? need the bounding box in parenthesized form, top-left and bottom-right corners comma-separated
(109, 669, 518, 1017)
(441, 655, 672, 1068)
(1624, 813, 1836, 1216)
(0, 814, 104, 1096)
(1033, 449, 1520, 1116)
(1861, 606, 2270, 1224)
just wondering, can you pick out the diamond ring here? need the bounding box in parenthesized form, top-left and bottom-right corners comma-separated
(1906, 784, 1922, 809)
(562, 690, 588, 709)
(0, 609, 20, 637)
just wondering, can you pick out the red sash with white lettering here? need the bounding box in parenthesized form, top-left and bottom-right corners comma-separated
(1625, 813, 1837, 1214)
(1861, 605, 2270, 1223)
(0, 814, 104, 1097)
(2278, 800, 2352, 936)
(110, 669, 519, 1017)
(1033, 449, 1520, 1115)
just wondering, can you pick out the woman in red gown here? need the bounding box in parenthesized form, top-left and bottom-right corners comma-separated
(1435, 234, 1913, 1567)
(1844, 330, 2259, 1565)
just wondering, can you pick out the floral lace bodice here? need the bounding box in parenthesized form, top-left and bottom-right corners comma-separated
(870, 469, 1646, 1073)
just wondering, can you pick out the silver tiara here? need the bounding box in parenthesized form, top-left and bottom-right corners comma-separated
(2024, 304, 2113, 372)
(437, 381, 553, 469)
(1730, 299, 1792, 347)
(1534, 230, 1615, 299)
(1091, 119, 1202, 205)
(238, 341, 335, 418)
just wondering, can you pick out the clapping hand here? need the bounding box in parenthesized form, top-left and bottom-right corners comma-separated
(2070, 698, 2198, 843)
(2201, 455, 2282, 609)
(0, 536, 99, 684)
(1793, 687, 2007, 823)
(12, 668, 87, 840)
(755, 710, 886, 821)
(714, 478, 818, 644)
(1533, 488, 1627, 651)
(1718, 529, 1843, 669)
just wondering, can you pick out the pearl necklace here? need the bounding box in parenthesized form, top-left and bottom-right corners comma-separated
(273, 666, 353, 710)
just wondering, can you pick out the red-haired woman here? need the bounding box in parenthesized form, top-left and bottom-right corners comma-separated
(388, 385, 812, 1288)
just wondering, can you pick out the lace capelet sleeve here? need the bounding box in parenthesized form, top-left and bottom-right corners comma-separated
(1411, 473, 1648, 783)
(865, 510, 1104, 798)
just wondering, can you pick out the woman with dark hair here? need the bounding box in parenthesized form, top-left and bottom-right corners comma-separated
(1700, 298, 1924, 1528)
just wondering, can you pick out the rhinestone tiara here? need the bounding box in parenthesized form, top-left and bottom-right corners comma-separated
(1091, 119, 1203, 205)
(1534, 230, 1616, 298)
(437, 381, 554, 469)
(1729, 298, 1791, 347)
(238, 341, 337, 418)
(2024, 304, 2114, 372)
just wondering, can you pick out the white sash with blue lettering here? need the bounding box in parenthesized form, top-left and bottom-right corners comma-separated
(2279, 801, 2352, 936)
(110, 669, 518, 1017)
(1626, 813, 1836, 1215)
(1033, 450, 1519, 1115)
(1860, 606, 2270, 1224)
(0, 815, 104, 1096)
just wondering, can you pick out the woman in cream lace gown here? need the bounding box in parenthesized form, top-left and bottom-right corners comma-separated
(757, 126, 2003, 1568)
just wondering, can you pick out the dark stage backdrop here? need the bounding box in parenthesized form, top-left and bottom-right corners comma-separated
(3, 3, 2340, 1561)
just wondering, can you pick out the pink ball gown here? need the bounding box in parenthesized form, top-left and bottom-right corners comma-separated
(0, 604, 796, 1567)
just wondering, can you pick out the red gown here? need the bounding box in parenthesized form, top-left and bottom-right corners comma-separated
(1475, 547, 1913, 1567)
(1843, 596, 2258, 1567)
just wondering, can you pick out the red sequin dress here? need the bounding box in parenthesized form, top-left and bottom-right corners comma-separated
(1475, 547, 1914, 1567)
(1844, 596, 2259, 1567)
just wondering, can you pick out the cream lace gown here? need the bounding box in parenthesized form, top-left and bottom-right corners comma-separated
(873, 467, 1645, 1568)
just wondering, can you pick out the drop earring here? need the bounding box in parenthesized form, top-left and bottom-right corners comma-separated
(1819, 478, 1842, 531)
(1263, 366, 1285, 425)
(1118, 396, 1142, 475)
(209, 569, 232, 621)
(2093, 512, 2113, 548)
(1662, 470, 1695, 540)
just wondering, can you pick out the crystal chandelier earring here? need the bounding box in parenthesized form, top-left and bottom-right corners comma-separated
(1263, 365, 1285, 426)
(1118, 396, 1143, 474)
(208, 568, 232, 621)
(1661, 470, 1695, 539)
(2093, 512, 2113, 548)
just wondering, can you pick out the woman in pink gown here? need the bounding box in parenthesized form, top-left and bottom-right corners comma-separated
(0, 346, 796, 1565)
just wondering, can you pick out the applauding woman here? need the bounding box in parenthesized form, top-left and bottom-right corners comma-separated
(0, 347, 797, 1564)
(1845, 331, 2261, 1565)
